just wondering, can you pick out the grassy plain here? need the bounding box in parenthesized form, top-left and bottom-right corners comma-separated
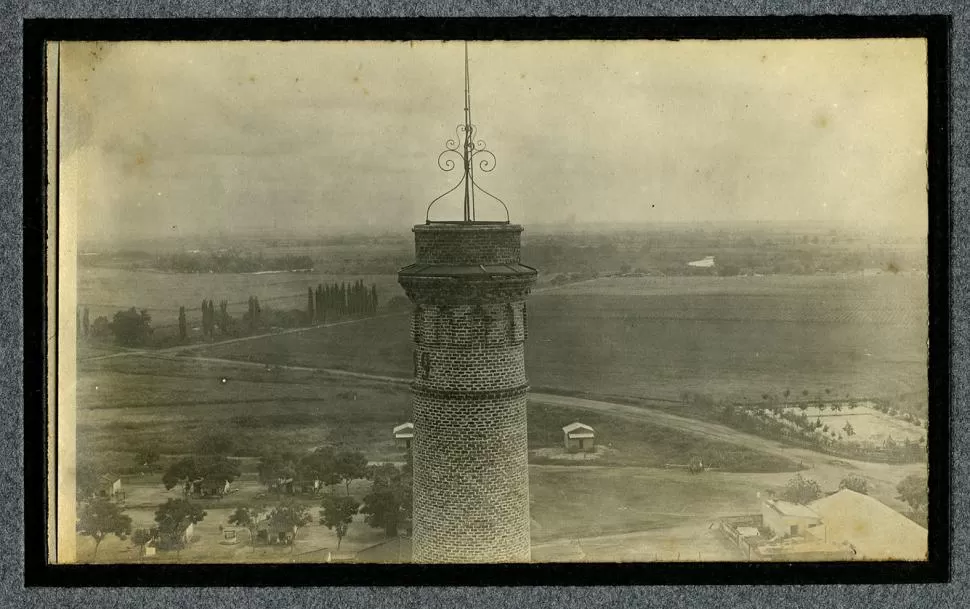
(76, 355, 413, 471)
(77, 352, 795, 476)
(528, 466, 771, 543)
(194, 274, 928, 406)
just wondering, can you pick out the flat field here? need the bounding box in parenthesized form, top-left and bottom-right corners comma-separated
(77, 354, 795, 475)
(529, 466, 773, 543)
(194, 274, 928, 405)
(76, 355, 413, 467)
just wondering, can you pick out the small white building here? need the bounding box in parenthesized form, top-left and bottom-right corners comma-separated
(97, 475, 123, 500)
(393, 422, 414, 450)
(182, 522, 196, 545)
(688, 256, 716, 268)
(761, 499, 824, 539)
(562, 422, 595, 452)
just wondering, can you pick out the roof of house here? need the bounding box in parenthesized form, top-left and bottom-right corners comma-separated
(393, 422, 414, 434)
(808, 489, 927, 560)
(562, 422, 594, 434)
(764, 499, 821, 520)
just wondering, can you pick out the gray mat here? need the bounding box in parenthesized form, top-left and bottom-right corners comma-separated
(2, 1, 966, 607)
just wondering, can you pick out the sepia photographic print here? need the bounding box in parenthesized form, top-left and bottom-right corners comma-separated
(44, 33, 939, 570)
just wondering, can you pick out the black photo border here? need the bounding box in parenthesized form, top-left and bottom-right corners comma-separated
(22, 15, 952, 587)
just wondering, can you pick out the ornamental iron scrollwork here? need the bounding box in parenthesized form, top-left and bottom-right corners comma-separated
(426, 43, 511, 224)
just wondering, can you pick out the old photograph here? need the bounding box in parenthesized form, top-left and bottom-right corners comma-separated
(51, 38, 930, 565)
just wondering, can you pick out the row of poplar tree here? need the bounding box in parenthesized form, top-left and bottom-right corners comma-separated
(307, 280, 379, 324)
(84, 279, 381, 343)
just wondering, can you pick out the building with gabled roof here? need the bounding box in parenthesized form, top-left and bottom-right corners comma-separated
(562, 422, 595, 452)
(761, 498, 824, 539)
(393, 422, 414, 450)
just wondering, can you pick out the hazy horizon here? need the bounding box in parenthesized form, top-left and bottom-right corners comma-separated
(59, 39, 928, 244)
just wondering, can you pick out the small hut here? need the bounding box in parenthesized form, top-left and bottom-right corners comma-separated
(97, 474, 124, 501)
(562, 422, 595, 452)
(393, 422, 414, 450)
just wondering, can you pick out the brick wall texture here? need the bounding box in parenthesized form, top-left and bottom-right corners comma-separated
(400, 223, 536, 563)
(413, 223, 523, 265)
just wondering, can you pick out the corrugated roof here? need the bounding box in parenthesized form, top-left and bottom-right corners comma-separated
(765, 499, 821, 519)
(562, 422, 594, 433)
(567, 432, 595, 439)
(392, 422, 414, 434)
(808, 489, 927, 560)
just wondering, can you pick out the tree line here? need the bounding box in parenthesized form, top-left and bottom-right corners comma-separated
(778, 472, 928, 525)
(78, 280, 381, 348)
(307, 280, 379, 324)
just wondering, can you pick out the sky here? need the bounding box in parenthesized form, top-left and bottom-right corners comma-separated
(57, 39, 928, 243)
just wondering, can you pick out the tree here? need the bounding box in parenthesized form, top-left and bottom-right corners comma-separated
(75, 461, 101, 500)
(780, 474, 822, 505)
(90, 315, 111, 338)
(82, 306, 90, 337)
(110, 307, 153, 346)
(135, 443, 161, 470)
(299, 447, 340, 491)
(217, 300, 232, 335)
(258, 451, 299, 493)
(307, 287, 315, 324)
(162, 456, 240, 496)
(228, 506, 267, 552)
(77, 498, 132, 558)
(131, 527, 155, 556)
(266, 501, 312, 552)
(839, 475, 869, 495)
(333, 451, 369, 496)
(178, 306, 187, 340)
(360, 462, 411, 538)
(896, 473, 928, 514)
(154, 498, 206, 557)
(320, 495, 360, 550)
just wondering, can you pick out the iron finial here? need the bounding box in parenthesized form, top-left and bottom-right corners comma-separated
(426, 41, 510, 224)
